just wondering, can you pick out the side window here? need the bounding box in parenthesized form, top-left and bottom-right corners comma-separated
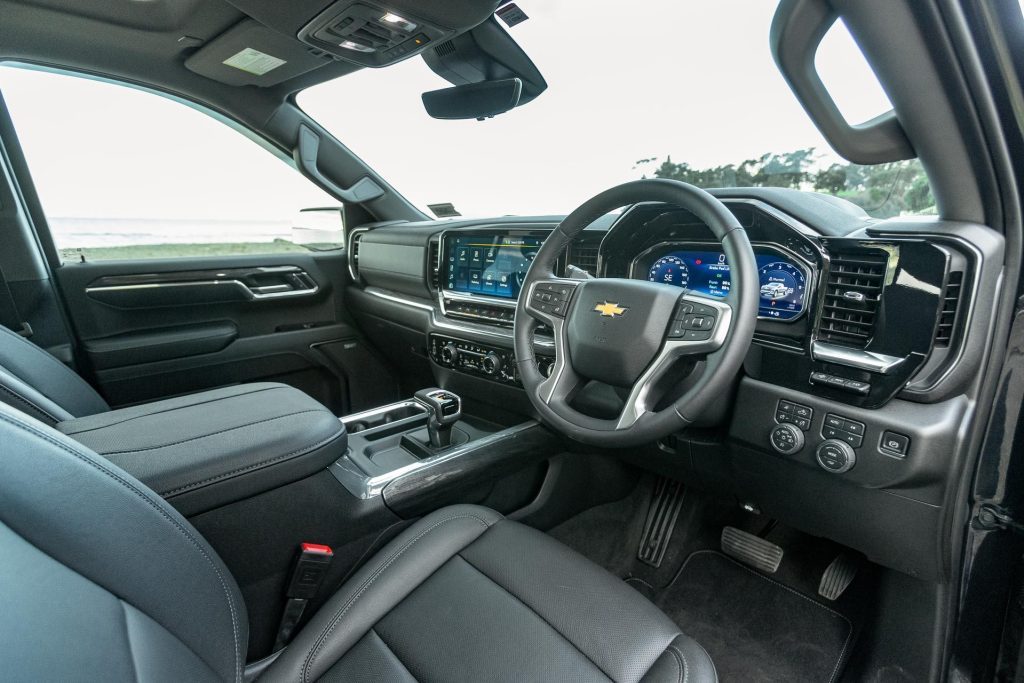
(0, 65, 343, 261)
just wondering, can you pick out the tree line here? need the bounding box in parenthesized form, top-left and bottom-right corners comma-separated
(634, 147, 934, 218)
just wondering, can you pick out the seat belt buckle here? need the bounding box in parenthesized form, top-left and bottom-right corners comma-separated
(273, 543, 333, 651)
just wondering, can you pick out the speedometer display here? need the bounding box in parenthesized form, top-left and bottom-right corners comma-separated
(643, 248, 808, 321)
(648, 256, 690, 288)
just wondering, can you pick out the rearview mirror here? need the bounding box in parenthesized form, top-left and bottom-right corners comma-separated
(421, 78, 523, 120)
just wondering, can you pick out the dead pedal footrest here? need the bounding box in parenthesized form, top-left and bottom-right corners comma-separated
(721, 526, 784, 574)
(637, 477, 686, 567)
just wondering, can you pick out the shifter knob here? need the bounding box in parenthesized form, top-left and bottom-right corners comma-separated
(414, 388, 462, 448)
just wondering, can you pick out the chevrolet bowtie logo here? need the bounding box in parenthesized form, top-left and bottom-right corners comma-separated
(593, 301, 627, 317)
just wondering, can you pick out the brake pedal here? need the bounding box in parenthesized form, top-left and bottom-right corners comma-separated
(721, 526, 783, 574)
(818, 552, 860, 601)
(637, 477, 686, 567)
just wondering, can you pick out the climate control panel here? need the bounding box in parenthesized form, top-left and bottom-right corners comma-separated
(428, 334, 554, 386)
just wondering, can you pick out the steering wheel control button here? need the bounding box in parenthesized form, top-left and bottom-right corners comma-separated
(668, 300, 718, 339)
(817, 439, 856, 473)
(879, 431, 910, 457)
(531, 282, 576, 318)
(770, 423, 805, 455)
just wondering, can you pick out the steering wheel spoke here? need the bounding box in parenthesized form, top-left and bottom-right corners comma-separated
(617, 294, 733, 428)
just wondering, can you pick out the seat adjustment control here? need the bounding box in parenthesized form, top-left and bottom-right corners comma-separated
(817, 439, 856, 474)
(769, 423, 804, 455)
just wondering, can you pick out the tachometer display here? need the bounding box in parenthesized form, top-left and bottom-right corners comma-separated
(642, 248, 808, 321)
(648, 256, 690, 288)
(757, 261, 806, 320)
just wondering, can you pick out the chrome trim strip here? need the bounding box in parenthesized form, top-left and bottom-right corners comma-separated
(363, 286, 556, 350)
(340, 400, 428, 426)
(85, 278, 319, 300)
(810, 341, 905, 374)
(617, 294, 733, 428)
(329, 420, 540, 499)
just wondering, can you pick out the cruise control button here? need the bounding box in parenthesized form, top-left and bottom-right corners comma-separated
(682, 329, 712, 342)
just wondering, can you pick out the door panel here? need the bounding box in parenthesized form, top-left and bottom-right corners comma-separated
(55, 251, 399, 414)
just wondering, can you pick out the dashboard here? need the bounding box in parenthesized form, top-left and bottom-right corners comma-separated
(346, 190, 1000, 583)
(631, 244, 810, 321)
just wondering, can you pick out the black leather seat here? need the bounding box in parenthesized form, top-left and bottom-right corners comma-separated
(0, 402, 716, 682)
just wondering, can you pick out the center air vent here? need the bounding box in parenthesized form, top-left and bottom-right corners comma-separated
(934, 271, 963, 347)
(348, 229, 367, 281)
(567, 234, 601, 276)
(428, 238, 441, 290)
(819, 248, 888, 348)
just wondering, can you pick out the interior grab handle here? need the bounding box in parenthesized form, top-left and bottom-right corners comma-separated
(296, 124, 385, 203)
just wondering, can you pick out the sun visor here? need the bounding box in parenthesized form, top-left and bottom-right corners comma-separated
(185, 19, 334, 87)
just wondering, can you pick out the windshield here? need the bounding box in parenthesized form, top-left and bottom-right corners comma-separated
(299, 0, 934, 219)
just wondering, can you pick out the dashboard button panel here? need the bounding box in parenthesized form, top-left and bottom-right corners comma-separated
(821, 413, 866, 448)
(429, 334, 552, 386)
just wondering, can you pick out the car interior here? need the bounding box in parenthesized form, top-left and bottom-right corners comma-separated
(2, 0, 1024, 681)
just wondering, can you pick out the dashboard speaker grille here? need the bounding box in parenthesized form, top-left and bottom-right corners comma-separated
(934, 271, 963, 347)
(819, 248, 888, 348)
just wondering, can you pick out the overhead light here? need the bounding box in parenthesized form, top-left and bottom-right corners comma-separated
(380, 11, 417, 32)
(338, 39, 375, 53)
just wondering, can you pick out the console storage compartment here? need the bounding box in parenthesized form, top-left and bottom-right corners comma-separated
(58, 382, 347, 515)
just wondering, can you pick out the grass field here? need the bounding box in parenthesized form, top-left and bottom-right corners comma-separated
(60, 239, 334, 261)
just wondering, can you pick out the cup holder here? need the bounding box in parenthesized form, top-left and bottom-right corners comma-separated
(341, 400, 429, 439)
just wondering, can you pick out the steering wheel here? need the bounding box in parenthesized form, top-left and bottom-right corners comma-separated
(514, 179, 759, 447)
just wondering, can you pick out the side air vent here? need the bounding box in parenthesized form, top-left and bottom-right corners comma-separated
(934, 271, 964, 347)
(819, 248, 888, 349)
(428, 238, 441, 291)
(348, 229, 367, 281)
(567, 234, 601, 276)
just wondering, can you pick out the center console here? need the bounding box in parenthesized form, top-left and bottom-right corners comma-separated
(330, 389, 561, 516)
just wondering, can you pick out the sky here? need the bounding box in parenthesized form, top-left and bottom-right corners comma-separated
(0, 0, 893, 224)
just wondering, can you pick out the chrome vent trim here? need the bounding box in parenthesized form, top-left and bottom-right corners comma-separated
(347, 228, 368, 281)
(428, 238, 441, 291)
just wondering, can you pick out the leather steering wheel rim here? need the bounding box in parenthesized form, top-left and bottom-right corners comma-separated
(514, 178, 759, 447)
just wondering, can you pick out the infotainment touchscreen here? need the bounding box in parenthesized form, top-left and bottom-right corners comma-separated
(444, 234, 543, 300)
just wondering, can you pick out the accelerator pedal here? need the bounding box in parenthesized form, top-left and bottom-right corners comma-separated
(637, 477, 686, 567)
(818, 552, 860, 601)
(721, 526, 784, 574)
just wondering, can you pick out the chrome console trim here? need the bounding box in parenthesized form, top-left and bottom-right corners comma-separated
(329, 420, 540, 499)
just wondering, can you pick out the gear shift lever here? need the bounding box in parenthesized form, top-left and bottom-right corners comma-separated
(414, 388, 462, 448)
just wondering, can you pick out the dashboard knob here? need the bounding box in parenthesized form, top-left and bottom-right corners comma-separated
(816, 439, 857, 474)
(769, 423, 804, 455)
(482, 352, 503, 375)
(440, 342, 459, 366)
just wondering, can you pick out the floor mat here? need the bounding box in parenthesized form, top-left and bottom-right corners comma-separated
(657, 551, 853, 683)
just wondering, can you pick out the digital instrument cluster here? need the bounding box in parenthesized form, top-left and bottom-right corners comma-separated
(641, 247, 810, 321)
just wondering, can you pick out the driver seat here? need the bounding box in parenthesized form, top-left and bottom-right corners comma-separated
(0, 402, 716, 682)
